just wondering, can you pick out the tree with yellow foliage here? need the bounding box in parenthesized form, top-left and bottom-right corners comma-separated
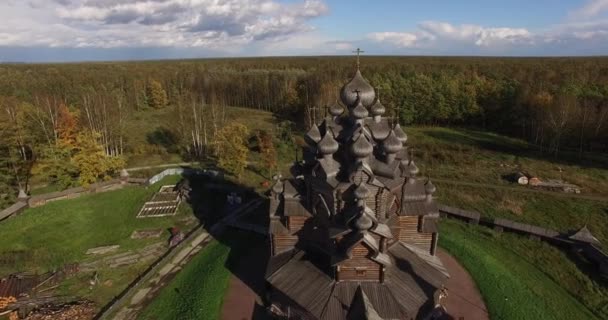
(145, 79, 168, 109)
(71, 131, 125, 186)
(256, 130, 277, 177)
(216, 123, 249, 179)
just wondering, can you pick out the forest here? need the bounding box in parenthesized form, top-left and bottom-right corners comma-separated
(1, 56, 608, 207)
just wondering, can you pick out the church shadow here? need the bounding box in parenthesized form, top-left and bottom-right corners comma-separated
(179, 169, 273, 319)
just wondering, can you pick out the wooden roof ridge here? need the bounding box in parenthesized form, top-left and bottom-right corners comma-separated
(387, 242, 448, 288)
(265, 249, 299, 278)
(569, 225, 601, 245)
(347, 286, 385, 320)
(399, 242, 450, 278)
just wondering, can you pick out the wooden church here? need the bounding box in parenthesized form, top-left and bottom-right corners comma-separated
(265, 55, 449, 320)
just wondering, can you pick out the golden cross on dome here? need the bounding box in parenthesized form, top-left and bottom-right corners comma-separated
(352, 48, 364, 69)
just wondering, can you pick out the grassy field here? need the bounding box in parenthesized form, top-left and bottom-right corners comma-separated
(138, 230, 262, 320)
(137, 240, 231, 320)
(439, 219, 608, 320)
(409, 126, 608, 195)
(397, 126, 608, 245)
(437, 184, 608, 244)
(0, 175, 187, 275)
(0, 175, 196, 307)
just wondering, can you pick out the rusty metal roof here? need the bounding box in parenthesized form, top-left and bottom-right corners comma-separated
(0, 274, 40, 299)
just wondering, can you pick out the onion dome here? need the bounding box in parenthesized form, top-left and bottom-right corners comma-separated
(408, 160, 419, 176)
(352, 98, 369, 119)
(383, 130, 403, 154)
(425, 180, 436, 195)
(353, 213, 373, 230)
(318, 132, 339, 155)
(369, 123, 390, 140)
(351, 134, 373, 158)
(354, 183, 370, 200)
(305, 124, 322, 145)
(394, 123, 408, 143)
(329, 103, 344, 117)
(340, 69, 376, 107)
(370, 98, 386, 117)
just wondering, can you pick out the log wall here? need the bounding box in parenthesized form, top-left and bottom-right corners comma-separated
(398, 216, 433, 251)
(338, 243, 382, 281)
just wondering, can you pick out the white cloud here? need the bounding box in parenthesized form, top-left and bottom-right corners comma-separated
(370, 21, 531, 49)
(2, 0, 608, 60)
(367, 17, 608, 56)
(569, 0, 608, 19)
(0, 0, 328, 50)
(368, 32, 418, 48)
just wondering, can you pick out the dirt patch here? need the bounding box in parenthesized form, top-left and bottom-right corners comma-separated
(130, 229, 164, 239)
(436, 249, 489, 320)
(499, 198, 524, 216)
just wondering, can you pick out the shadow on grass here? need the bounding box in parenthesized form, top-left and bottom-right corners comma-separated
(179, 169, 272, 319)
(423, 128, 608, 171)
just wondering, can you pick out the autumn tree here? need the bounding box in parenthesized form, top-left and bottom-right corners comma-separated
(145, 79, 168, 109)
(256, 130, 278, 177)
(216, 123, 249, 179)
(34, 144, 78, 188)
(0, 96, 35, 196)
(56, 103, 78, 146)
(71, 131, 125, 186)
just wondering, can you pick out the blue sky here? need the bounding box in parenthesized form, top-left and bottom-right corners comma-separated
(1, 0, 608, 62)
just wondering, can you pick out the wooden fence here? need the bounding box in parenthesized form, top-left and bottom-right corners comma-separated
(0, 167, 206, 223)
(438, 204, 608, 278)
(0, 202, 28, 222)
(28, 179, 125, 208)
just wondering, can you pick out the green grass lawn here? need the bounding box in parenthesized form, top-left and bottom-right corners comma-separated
(0, 175, 189, 276)
(0, 175, 199, 311)
(440, 219, 608, 320)
(138, 229, 265, 320)
(137, 240, 232, 320)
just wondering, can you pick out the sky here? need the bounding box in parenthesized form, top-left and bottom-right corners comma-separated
(1, 0, 608, 62)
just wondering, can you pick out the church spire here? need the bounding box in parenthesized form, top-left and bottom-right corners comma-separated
(352, 47, 365, 70)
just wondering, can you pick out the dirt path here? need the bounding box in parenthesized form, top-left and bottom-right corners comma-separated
(220, 239, 269, 320)
(221, 274, 260, 320)
(437, 248, 489, 320)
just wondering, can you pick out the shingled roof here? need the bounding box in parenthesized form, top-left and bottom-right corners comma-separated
(267, 242, 448, 320)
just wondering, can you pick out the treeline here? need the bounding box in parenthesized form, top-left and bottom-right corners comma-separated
(1, 57, 607, 204)
(2, 56, 607, 150)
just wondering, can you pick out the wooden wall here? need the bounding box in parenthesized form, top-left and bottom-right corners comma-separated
(272, 234, 298, 255)
(398, 216, 433, 253)
(337, 243, 382, 282)
(288, 216, 308, 232)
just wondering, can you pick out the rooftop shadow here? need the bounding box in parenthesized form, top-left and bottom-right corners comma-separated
(179, 168, 272, 319)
